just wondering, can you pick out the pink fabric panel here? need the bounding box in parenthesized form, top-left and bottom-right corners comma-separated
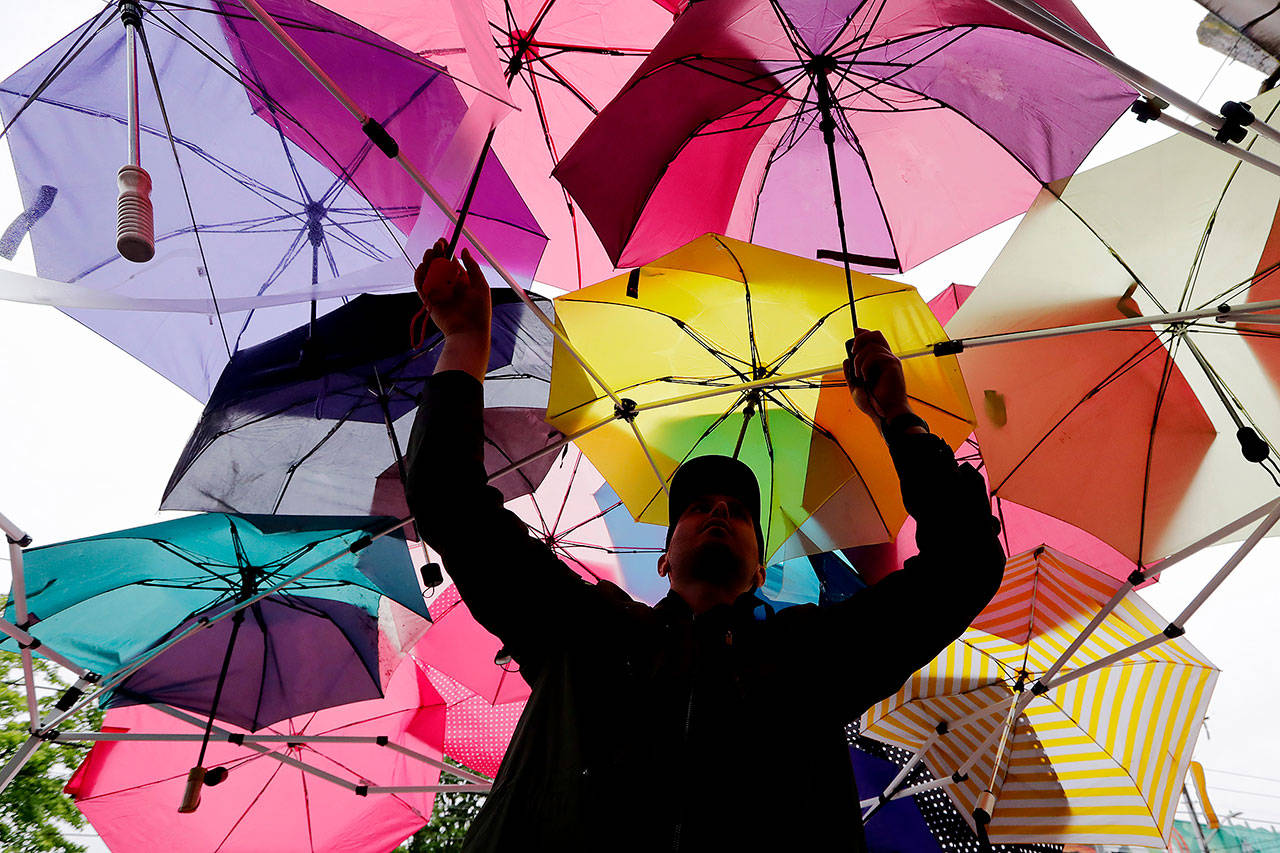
(852, 94, 1044, 271)
(928, 283, 975, 327)
(69, 660, 445, 853)
(419, 585, 531, 705)
(424, 666, 523, 779)
(861, 0, 1111, 52)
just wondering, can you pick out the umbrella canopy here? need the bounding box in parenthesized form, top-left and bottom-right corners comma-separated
(162, 289, 561, 517)
(546, 233, 974, 561)
(0, 0, 544, 400)
(861, 546, 1218, 847)
(319, 0, 674, 290)
(66, 658, 448, 853)
(947, 87, 1280, 565)
(554, 0, 1136, 275)
(1, 513, 426, 728)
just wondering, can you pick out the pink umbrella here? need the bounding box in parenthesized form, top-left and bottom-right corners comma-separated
(319, 0, 674, 289)
(423, 665, 523, 779)
(66, 660, 450, 853)
(554, 0, 1137, 289)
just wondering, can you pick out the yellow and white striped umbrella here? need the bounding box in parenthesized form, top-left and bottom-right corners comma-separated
(861, 546, 1218, 847)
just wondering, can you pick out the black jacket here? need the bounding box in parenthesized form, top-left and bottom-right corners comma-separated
(406, 371, 1004, 852)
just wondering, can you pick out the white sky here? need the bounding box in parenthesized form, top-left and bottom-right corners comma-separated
(2, 0, 1279, 848)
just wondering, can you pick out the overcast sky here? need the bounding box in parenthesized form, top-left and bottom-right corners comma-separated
(2, 1, 1279, 848)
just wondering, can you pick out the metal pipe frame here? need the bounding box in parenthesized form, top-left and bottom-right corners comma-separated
(984, 0, 1280, 176)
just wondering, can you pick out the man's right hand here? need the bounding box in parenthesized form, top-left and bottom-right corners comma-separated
(416, 238, 492, 381)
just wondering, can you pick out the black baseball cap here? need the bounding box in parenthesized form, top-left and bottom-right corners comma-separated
(665, 455, 765, 554)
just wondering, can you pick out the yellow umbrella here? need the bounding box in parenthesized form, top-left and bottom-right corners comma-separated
(546, 233, 973, 561)
(860, 546, 1218, 848)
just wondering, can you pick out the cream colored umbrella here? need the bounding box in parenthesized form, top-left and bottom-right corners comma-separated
(860, 546, 1218, 847)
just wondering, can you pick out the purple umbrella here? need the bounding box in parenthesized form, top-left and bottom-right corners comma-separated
(555, 0, 1137, 305)
(0, 0, 545, 400)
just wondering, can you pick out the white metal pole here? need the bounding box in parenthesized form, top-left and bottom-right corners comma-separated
(6, 538, 39, 728)
(1170, 499, 1280, 627)
(0, 736, 43, 792)
(629, 298, 1280, 415)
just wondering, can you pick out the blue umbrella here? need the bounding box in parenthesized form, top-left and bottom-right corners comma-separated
(1, 513, 424, 729)
(161, 288, 561, 518)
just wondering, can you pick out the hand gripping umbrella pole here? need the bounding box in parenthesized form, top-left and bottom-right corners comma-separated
(230, 0, 671, 501)
(984, 0, 1280, 179)
(0, 516, 413, 796)
(860, 496, 1280, 832)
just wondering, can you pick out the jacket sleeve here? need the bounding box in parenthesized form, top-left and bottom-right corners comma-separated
(404, 370, 624, 668)
(800, 429, 1005, 720)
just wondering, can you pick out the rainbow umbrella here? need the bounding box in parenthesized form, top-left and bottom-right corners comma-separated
(545, 233, 974, 561)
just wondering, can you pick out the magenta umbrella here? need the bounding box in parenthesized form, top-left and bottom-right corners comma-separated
(555, 0, 1137, 293)
(319, 0, 675, 289)
(65, 659, 451, 853)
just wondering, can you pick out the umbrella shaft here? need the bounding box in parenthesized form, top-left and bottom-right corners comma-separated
(124, 14, 141, 167)
(196, 608, 246, 768)
(812, 70, 857, 329)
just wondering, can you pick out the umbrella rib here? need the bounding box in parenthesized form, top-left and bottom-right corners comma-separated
(0, 5, 116, 144)
(214, 756, 291, 852)
(269, 412, 357, 513)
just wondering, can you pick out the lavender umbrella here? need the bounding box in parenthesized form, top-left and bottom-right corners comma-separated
(0, 0, 545, 400)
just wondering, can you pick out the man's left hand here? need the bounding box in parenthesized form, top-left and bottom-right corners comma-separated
(843, 328, 913, 423)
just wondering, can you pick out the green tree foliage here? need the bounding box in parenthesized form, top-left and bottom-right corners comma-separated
(396, 765, 488, 853)
(0, 650, 103, 853)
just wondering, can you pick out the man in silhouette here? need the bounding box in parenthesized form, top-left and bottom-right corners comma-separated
(406, 241, 1004, 852)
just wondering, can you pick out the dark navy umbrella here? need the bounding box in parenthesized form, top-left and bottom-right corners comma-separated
(162, 288, 561, 519)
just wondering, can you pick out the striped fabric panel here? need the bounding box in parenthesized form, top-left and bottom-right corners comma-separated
(859, 555, 1220, 848)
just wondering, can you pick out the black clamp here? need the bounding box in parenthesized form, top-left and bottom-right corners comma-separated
(1030, 680, 1049, 696)
(1236, 426, 1271, 464)
(118, 1, 143, 28)
(53, 686, 82, 711)
(952, 771, 969, 783)
(614, 398, 639, 423)
(420, 562, 443, 589)
(349, 535, 373, 553)
(1217, 101, 1255, 144)
(1127, 568, 1147, 587)
(228, 733, 244, 746)
(361, 118, 399, 159)
(5, 533, 31, 547)
(1163, 622, 1186, 639)
(376, 735, 389, 747)
(355, 784, 369, 797)
(934, 720, 949, 735)
(933, 339, 964, 357)
(1130, 97, 1168, 123)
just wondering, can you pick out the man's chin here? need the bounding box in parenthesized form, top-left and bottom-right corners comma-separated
(685, 542, 750, 585)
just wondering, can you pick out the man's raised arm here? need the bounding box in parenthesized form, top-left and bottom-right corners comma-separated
(805, 330, 1005, 716)
(403, 241, 604, 667)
